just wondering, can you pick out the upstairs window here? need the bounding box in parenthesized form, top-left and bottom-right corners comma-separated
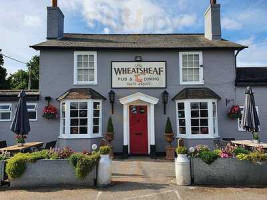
(74, 51, 97, 85)
(27, 103, 37, 121)
(0, 104, 12, 121)
(179, 52, 204, 85)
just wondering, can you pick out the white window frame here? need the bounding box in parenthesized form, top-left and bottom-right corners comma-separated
(238, 106, 259, 132)
(176, 99, 219, 139)
(179, 51, 204, 85)
(0, 103, 12, 122)
(74, 51, 97, 85)
(27, 103, 37, 122)
(59, 99, 102, 139)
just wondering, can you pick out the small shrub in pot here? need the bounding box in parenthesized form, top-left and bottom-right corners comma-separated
(99, 146, 111, 155)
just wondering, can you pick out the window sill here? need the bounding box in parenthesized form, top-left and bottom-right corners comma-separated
(73, 82, 97, 86)
(176, 135, 220, 139)
(180, 82, 204, 85)
(0, 120, 11, 122)
(58, 135, 103, 139)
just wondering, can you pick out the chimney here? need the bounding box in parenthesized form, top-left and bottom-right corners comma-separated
(47, 0, 64, 39)
(204, 0, 221, 40)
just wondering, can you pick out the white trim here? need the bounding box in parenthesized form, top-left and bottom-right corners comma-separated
(0, 103, 12, 122)
(120, 93, 158, 155)
(179, 51, 204, 85)
(27, 103, 37, 122)
(238, 106, 259, 132)
(73, 51, 97, 85)
(176, 99, 218, 139)
(59, 99, 103, 139)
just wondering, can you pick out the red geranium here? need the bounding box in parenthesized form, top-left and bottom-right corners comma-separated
(227, 105, 242, 119)
(43, 104, 58, 119)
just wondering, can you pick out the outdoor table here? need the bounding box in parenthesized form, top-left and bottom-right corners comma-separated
(0, 142, 44, 154)
(231, 140, 267, 150)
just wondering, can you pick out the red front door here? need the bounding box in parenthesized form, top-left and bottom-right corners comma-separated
(129, 105, 148, 154)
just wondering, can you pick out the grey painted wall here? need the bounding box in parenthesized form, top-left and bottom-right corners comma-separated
(2, 48, 260, 153)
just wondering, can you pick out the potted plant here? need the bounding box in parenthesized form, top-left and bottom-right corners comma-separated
(97, 146, 112, 186)
(15, 135, 27, 146)
(105, 117, 114, 143)
(175, 146, 191, 185)
(164, 117, 174, 145)
(252, 132, 260, 144)
(42, 104, 58, 119)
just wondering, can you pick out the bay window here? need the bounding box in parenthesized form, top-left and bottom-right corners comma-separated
(176, 99, 218, 138)
(74, 51, 97, 85)
(179, 52, 204, 85)
(60, 100, 102, 138)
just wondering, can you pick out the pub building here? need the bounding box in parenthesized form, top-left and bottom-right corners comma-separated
(3, 0, 261, 158)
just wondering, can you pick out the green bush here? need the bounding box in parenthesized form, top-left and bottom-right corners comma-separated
(69, 153, 100, 179)
(107, 117, 114, 133)
(236, 152, 267, 163)
(6, 153, 29, 179)
(99, 146, 111, 155)
(176, 146, 187, 154)
(199, 151, 219, 164)
(213, 149, 222, 156)
(165, 117, 173, 133)
(233, 147, 249, 156)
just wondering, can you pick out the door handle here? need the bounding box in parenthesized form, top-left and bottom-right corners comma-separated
(135, 132, 142, 135)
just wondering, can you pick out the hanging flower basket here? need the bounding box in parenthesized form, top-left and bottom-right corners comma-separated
(42, 104, 58, 119)
(227, 105, 242, 119)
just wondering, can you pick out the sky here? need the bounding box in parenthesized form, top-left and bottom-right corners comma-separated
(1, 0, 267, 74)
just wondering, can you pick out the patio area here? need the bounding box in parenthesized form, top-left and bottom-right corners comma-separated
(1, 158, 267, 200)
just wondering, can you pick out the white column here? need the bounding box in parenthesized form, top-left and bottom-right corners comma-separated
(150, 104, 155, 146)
(123, 104, 128, 146)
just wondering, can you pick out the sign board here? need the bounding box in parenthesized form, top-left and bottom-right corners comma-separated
(111, 61, 166, 88)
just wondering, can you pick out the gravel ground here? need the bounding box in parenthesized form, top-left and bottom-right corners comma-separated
(1, 157, 267, 200)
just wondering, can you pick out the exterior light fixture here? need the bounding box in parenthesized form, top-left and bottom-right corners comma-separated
(45, 96, 52, 105)
(162, 90, 169, 115)
(135, 56, 142, 62)
(109, 90, 116, 114)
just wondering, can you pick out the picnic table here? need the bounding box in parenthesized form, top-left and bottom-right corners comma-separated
(231, 140, 267, 149)
(0, 142, 43, 153)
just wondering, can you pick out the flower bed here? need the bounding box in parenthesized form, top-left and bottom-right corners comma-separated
(189, 144, 267, 185)
(5, 148, 101, 188)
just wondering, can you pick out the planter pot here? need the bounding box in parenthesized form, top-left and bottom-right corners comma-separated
(165, 146, 175, 160)
(10, 159, 96, 188)
(17, 143, 24, 147)
(253, 140, 259, 144)
(175, 154, 191, 186)
(105, 132, 114, 143)
(97, 154, 112, 186)
(0, 161, 5, 184)
(164, 133, 174, 144)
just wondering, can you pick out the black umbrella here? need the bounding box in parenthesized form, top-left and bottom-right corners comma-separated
(241, 87, 260, 132)
(10, 91, 31, 135)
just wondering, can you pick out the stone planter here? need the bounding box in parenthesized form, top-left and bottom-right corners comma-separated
(0, 161, 5, 185)
(191, 158, 267, 185)
(175, 154, 191, 185)
(97, 154, 112, 186)
(9, 159, 96, 188)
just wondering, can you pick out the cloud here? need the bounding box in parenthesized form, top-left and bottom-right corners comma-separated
(23, 15, 42, 27)
(222, 18, 242, 30)
(103, 27, 110, 34)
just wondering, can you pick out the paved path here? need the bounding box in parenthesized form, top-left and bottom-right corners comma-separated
(1, 157, 267, 200)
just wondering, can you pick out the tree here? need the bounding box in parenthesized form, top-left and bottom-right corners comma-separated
(0, 53, 10, 89)
(27, 55, 39, 89)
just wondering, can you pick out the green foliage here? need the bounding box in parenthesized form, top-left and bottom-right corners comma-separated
(176, 146, 187, 154)
(6, 153, 29, 179)
(0, 53, 10, 89)
(233, 147, 249, 156)
(236, 153, 249, 161)
(165, 117, 173, 133)
(69, 153, 100, 179)
(99, 146, 111, 155)
(253, 132, 259, 140)
(8, 70, 29, 90)
(107, 117, 114, 133)
(199, 151, 219, 164)
(0, 151, 10, 161)
(213, 149, 222, 156)
(27, 55, 39, 89)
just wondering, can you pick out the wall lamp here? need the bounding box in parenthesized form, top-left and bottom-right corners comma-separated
(45, 96, 52, 105)
(109, 90, 116, 114)
(162, 90, 169, 115)
(225, 98, 234, 106)
(135, 56, 142, 62)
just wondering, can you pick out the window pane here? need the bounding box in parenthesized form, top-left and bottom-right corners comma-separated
(70, 127, 79, 134)
(93, 118, 99, 126)
(77, 55, 82, 62)
(193, 54, 199, 67)
(77, 62, 83, 68)
(89, 62, 94, 68)
(27, 105, 36, 110)
(200, 119, 208, 126)
(89, 55, 94, 62)
(70, 102, 78, 109)
(71, 119, 78, 126)
(188, 55, 194, 67)
(93, 102, 100, 110)
(94, 110, 100, 117)
(93, 126, 99, 134)
(191, 110, 199, 118)
(191, 102, 199, 109)
(0, 105, 10, 110)
(80, 119, 87, 126)
(182, 55, 187, 68)
(179, 119, 185, 126)
(80, 127, 87, 134)
(178, 111, 185, 118)
(191, 119, 199, 126)
(192, 127, 200, 134)
(79, 110, 87, 118)
(82, 55, 88, 61)
(179, 127, 186, 134)
(83, 62, 89, 68)
(79, 102, 87, 109)
(200, 102, 208, 109)
(201, 127, 209, 134)
(70, 110, 78, 117)
(182, 69, 188, 81)
(178, 103, 184, 110)
(200, 110, 208, 117)
(0, 112, 10, 120)
(28, 112, 36, 120)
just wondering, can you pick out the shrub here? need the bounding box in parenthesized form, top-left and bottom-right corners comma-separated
(213, 149, 221, 156)
(199, 151, 219, 164)
(176, 146, 187, 154)
(69, 153, 100, 179)
(107, 117, 114, 133)
(6, 153, 29, 179)
(233, 147, 249, 156)
(99, 146, 111, 155)
(165, 117, 173, 133)
(236, 151, 267, 163)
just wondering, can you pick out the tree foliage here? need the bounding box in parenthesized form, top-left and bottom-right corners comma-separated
(0, 53, 10, 89)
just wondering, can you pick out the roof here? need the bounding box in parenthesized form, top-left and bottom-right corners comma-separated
(236, 67, 267, 86)
(0, 90, 40, 101)
(57, 88, 106, 101)
(31, 33, 246, 50)
(172, 87, 221, 100)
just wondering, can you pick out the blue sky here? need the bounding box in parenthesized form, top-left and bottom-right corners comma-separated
(1, 0, 267, 73)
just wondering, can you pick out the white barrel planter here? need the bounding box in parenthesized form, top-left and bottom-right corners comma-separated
(175, 154, 191, 185)
(97, 154, 112, 186)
